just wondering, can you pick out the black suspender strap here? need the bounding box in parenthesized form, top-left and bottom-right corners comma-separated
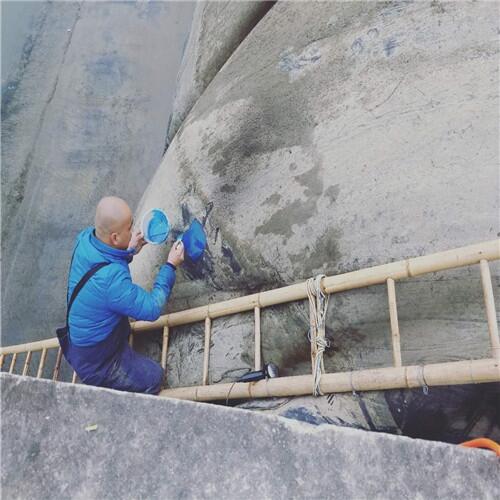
(65, 262, 110, 328)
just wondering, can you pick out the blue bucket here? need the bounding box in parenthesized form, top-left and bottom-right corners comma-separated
(179, 219, 207, 262)
(141, 208, 170, 245)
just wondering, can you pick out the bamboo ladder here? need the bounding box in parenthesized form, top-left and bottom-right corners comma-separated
(1, 240, 499, 401)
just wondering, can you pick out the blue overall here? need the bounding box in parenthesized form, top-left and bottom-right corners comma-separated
(59, 317, 164, 393)
(59, 227, 176, 394)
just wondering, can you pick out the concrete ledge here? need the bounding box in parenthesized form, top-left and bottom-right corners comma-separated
(1, 373, 498, 499)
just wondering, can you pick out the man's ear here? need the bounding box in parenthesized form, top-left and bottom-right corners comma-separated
(110, 232, 119, 246)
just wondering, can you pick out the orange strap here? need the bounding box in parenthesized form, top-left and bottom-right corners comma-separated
(460, 438, 500, 456)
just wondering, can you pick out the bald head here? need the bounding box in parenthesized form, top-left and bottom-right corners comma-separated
(95, 196, 133, 249)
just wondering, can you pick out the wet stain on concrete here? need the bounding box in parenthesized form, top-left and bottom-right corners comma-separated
(85, 53, 128, 98)
(255, 199, 317, 239)
(221, 184, 236, 193)
(431, 0, 446, 15)
(181, 249, 217, 283)
(293, 164, 323, 198)
(213, 226, 220, 244)
(263, 193, 281, 206)
(27, 441, 41, 461)
(181, 202, 191, 226)
(289, 227, 342, 276)
(204, 81, 316, 181)
(384, 383, 500, 443)
(202, 201, 214, 226)
(324, 184, 340, 204)
(221, 243, 242, 275)
(356, 394, 376, 431)
(281, 406, 325, 426)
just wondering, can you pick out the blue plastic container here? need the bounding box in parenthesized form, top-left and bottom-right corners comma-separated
(141, 208, 170, 245)
(179, 219, 207, 262)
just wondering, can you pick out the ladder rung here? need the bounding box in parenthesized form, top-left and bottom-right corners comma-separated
(9, 353, 17, 374)
(254, 306, 261, 371)
(37, 348, 47, 378)
(52, 348, 62, 381)
(161, 326, 169, 371)
(22, 351, 32, 376)
(480, 259, 500, 359)
(309, 300, 317, 374)
(387, 278, 402, 367)
(202, 317, 211, 385)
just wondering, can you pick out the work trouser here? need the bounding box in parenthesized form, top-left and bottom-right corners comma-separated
(58, 317, 164, 395)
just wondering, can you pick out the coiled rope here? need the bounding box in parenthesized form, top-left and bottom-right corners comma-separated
(306, 274, 331, 396)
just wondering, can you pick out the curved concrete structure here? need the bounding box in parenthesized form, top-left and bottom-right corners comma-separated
(131, 1, 499, 439)
(1, 1, 195, 347)
(166, 0, 273, 143)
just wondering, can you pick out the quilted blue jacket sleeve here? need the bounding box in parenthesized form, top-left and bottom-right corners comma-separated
(106, 263, 176, 321)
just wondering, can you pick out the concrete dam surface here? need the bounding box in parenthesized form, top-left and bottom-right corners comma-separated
(129, 1, 499, 441)
(2, 373, 499, 500)
(1, 0, 499, 489)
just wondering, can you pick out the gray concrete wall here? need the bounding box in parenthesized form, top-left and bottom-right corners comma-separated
(1, 1, 46, 85)
(166, 0, 273, 143)
(129, 1, 499, 440)
(2, 373, 499, 499)
(1, 1, 195, 346)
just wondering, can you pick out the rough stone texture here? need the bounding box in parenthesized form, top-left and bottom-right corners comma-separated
(129, 1, 499, 439)
(1, 1, 195, 347)
(166, 0, 273, 143)
(237, 382, 500, 443)
(2, 374, 499, 500)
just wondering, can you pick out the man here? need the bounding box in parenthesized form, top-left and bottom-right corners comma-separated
(60, 196, 184, 394)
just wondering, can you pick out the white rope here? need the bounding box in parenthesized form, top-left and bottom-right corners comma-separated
(307, 274, 331, 396)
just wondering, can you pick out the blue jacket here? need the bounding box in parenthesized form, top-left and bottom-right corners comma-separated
(67, 227, 175, 346)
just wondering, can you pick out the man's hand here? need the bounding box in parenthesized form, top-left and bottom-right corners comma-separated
(128, 230, 147, 254)
(168, 240, 185, 267)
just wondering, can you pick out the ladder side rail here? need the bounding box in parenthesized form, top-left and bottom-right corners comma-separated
(0, 338, 59, 356)
(131, 239, 500, 333)
(2, 240, 495, 348)
(479, 259, 500, 360)
(160, 358, 500, 402)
